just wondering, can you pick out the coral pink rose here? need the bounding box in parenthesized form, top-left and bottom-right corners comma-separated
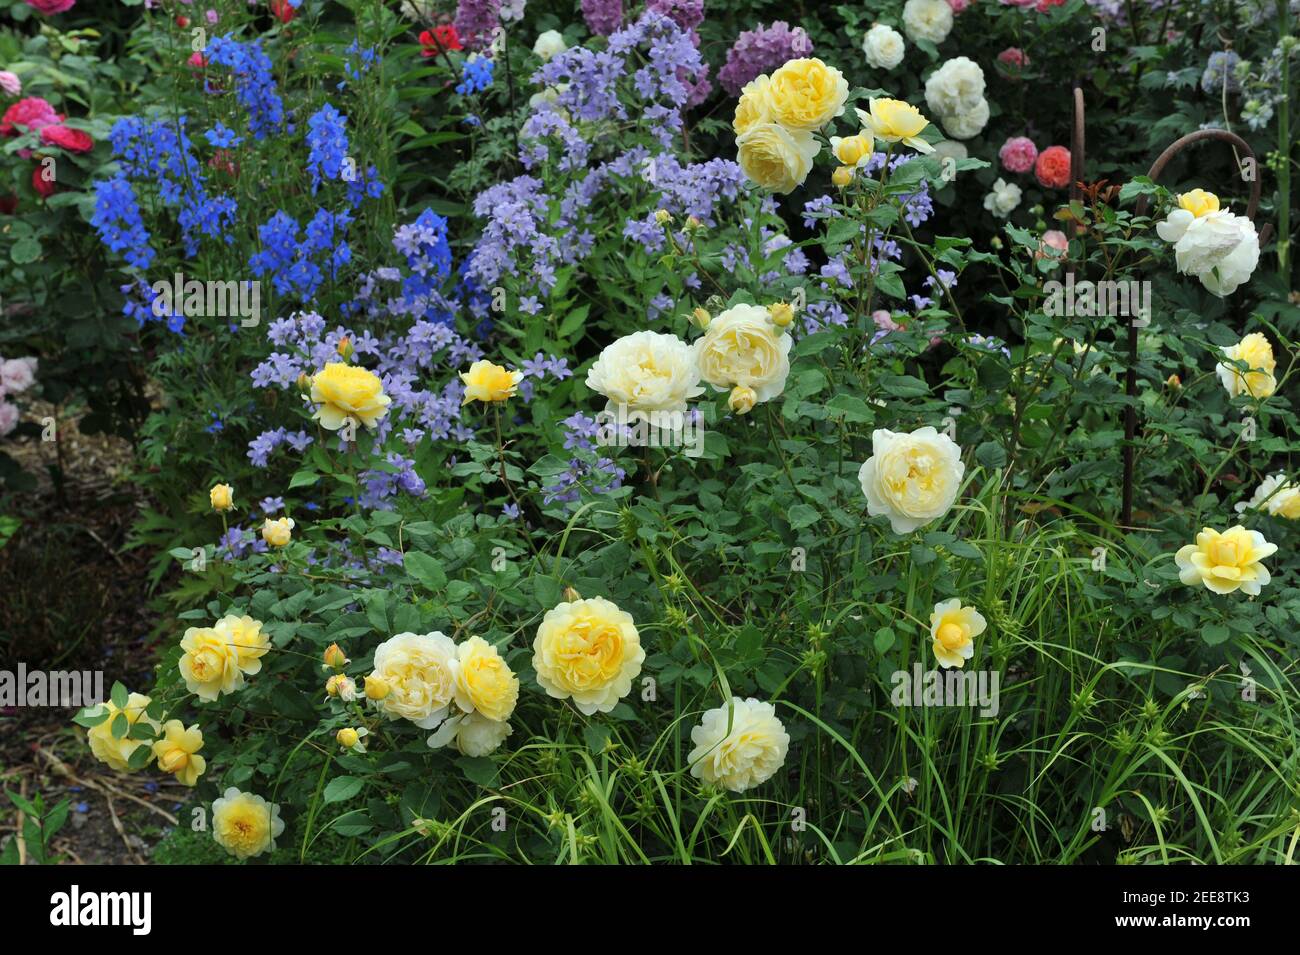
(40, 124, 92, 153)
(1034, 145, 1071, 189)
(999, 136, 1038, 174)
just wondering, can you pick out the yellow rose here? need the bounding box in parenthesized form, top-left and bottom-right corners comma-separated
(152, 720, 206, 786)
(691, 307, 712, 330)
(212, 787, 285, 860)
(364, 673, 391, 700)
(371, 631, 458, 728)
(86, 692, 161, 773)
(325, 674, 358, 700)
(323, 643, 348, 669)
(215, 613, 270, 675)
(728, 385, 757, 415)
(766, 57, 849, 131)
(532, 597, 645, 715)
(732, 75, 774, 136)
(460, 359, 524, 405)
(1178, 188, 1220, 218)
(179, 626, 244, 701)
(768, 302, 795, 327)
(855, 98, 934, 153)
(336, 727, 362, 750)
(929, 599, 986, 669)
(1236, 473, 1300, 520)
(736, 123, 820, 194)
(694, 303, 793, 404)
(830, 132, 875, 167)
(859, 426, 966, 534)
(1217, 332, 1276, 399)
(832, 165, 854, 187)
(1175, 525, 1277, 596)
(454, 636, 520, 722)
(310, 362, 391, 430)
(262, 516, 294, 548)
(585, 330, 704, 416)
(209, 483, 234, 512)
(688, 697, 790, 793)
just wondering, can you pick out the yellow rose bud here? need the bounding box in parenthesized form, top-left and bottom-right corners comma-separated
(562, 585, 582, 602)
(296, 372, 312, 394)
(685, 215, 703, 232)
(337, 727, 360, 749)
(1217, 332, 1276, 399)
(323, 643, 348, 669)
(728, 384, 758, 415)
(1166, 373, 1182, 389)
(1178, 188, 1220, 219)
(336, 336, 353, 360)
(768, 302, 795, 327)
(364, 673, 390, 700)
(460, 359, 524, 405)
(692, 307, 711, 330)
(830, 132, 874, 167)
(261, 516, 294, 548)
(832, 165, 854, 188)
(209, 483, 234, 512)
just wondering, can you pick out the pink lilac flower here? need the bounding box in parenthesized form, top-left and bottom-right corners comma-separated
(999, 136, 1038, 174)
(717, 21, 812, 96)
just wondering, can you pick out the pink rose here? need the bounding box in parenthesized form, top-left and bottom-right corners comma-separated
(1, 358, 37, 395)
(946, 0, 972, 11)
(1036, 230, 1068, 263)
(0, 401, 19, 437)
(872, 310, 903, 332)
(1, 97, 61, 137)
(40, 123, 93, 153)
(997, 47, 1028, 70)
(999, 136, 1038, 174)
(0, 72, 21, 97)
(24, 0, 77, 15)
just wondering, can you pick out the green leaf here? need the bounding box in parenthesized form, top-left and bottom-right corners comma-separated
(324, 776, 365, 804)
(404, 551, 447, 593)
(874, 627, 896, 654)
(110, 681, 128, 709)
(976, 441, 1008, 469)
(10, 237, 41, 264)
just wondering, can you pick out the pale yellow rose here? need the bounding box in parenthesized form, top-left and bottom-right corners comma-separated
(728, 385, 757, 415)
(215, 613, 270, 675)
(585, 330, 703, 416)
(736, 123, 820, 194)
(532, 597, 644, 715)
(212, 787, 285, 860)
(858, 426, 965, 534)
(454, 635, 520, 722)
(766, 57, 849, 131)
(732, 75, 774, 136)
(209, 483, 234, 512)
(693, 303, 793, 403)
(152, 720, 206, 786)
(830, 132, 875, 167)
(427, 711, 513, 756)
(1217, 332, 1277, 399)
(1175, 525, 1277, 596)
(371, 631, 458, 728)
(1178, 188, 1220, 218)
(86, 692, 160, 773)
(1236, 473, 1300, 520)
(310, 362, 391, 430)
(460, 359, 523, 405)
(855, 99, 934, 153)
(929, 599, 986, 669)
(179, 626, 244, 701)
(688, 697, 789, 793)
(261, 516, 295, 548)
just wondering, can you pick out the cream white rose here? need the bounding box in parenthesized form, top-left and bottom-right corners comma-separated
(939, 97, 989, 140)
(859, 426, 966, 534)
(1156, 208, 1259, 296)
(533, 30, 567, 61)
(925, 57, 986, 118)
(371, 631, 458, 729)
(693, 303, 793, 403)
(902, 0, 953, 44)
(688, 697, 790, 793)
(983, 177, 1022, 218)
(1235, 473, 1300, 519)
(427, 711, 514, 757)
(862, 23, 906, 70)
(586, 330, 704, 417)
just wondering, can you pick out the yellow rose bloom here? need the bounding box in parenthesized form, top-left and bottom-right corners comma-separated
(215, 613, 270, 675)
(460, 359, 524, 405)
(533, 597, 645, 715)
(454, 635, 521, 722)
(179, 626, 244, 702)
(1217, 332, 1277, 399)
(831, 165, 854, 187)
(688, 697, 790, 793)
(859, 426, 966, 535)
(1175, 525, 1277, 596)
(310, 362, 391, 431)
(736, 123, 820, 194)
(766, 57, 849, 131)
(86, 692, 161, 773)
(371, 631, 458, 728)
(152, 720, 206, 786)
(209, 483, 234, 512)
(1178, 189, 1220, 218)
(262, 516, 294, 548)
(212, 787, 285, 860)
(693, 303, 793, 404)
(929, 598, 986, 669)
(732, 75, 774, 136)
(830, 132, 875, 167)
(1236, 473, 1300, 520)
(855, 99, 934, 153)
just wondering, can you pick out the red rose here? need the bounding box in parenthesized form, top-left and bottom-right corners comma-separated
(1034, 145, 1072, 190)
(24, 0, 77, 15)
(40, 124, 93, 153)
(269, 0, 297, 24)
(1, 97, 61, 137)
(176, 15, 190, 28)
(189, 52, 208, 68)
(32, 164, 56, 198)
(420, 25, 463, 57)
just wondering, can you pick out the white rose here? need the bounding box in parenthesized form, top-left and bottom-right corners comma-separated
(586, 330, 704, 417)
(427, 711, 514, 757)
(533, 29, 567, 61)
(902, 0, 953, 45)
(940, 98, 989, 139)
(1236, 473, 1300, 519)
(983, 177, 1022, 217)
(693, 303, 793, 403)
(925, 57, 986, 118)
(859, 426, 966, 534)
(371, 631, 459, 729)
(1157, 209, 1259, 296)
(862, 24, 906, 70)
(688, 697, 790, 793)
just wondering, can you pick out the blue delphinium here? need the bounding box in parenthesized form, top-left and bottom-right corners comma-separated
(205, 35, 287, 139)
(305, 103, 349, 193)
(92, 177, 155, 270)
(456, 56, 495, 95)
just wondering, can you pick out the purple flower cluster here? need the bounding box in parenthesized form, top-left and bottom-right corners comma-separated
(454, 0, 502, 52)
(718, 21, 813, 96)
(646, 0, 704, 30)
(542, 413, 628, 507)
(581, 0, 623, 36)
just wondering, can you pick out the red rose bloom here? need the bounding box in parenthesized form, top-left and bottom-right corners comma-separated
(32, 164, 56, 198)
(1034, 145, 1072, 190)
(1, 97, 61, 137)
(40, 124, 93, 153)
(420, 25, 463, 57)
(269, 0, 297, 24)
